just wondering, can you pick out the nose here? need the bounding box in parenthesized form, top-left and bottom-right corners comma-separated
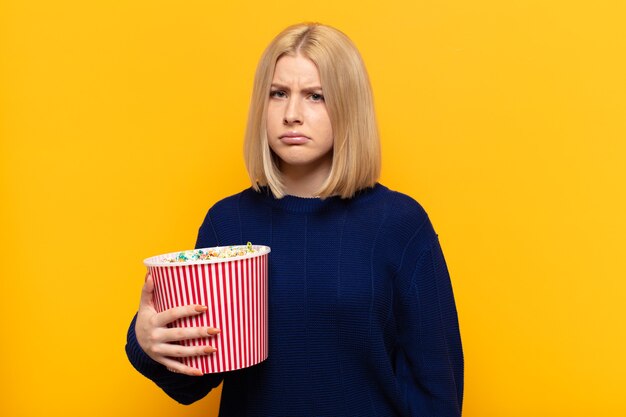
(283, 97, 303, 125)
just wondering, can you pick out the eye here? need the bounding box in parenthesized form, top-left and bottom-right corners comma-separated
(269, 90, 287, 99)
(310, 93, 325, 102)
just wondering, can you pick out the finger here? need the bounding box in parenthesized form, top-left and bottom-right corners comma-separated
(153, 305, 208, 327)
(139, 274, 155, 309)
(152, 342, 217, 358)
(158, 326, 221, 343)
(160, 358, 204, 376)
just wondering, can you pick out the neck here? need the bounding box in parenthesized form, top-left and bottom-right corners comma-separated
(279, 158, 332, 198)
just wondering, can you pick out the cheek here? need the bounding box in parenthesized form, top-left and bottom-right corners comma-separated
(266, 108, 279, 135)
(311, 109, 332, 136)
(321, 114, 333, 141)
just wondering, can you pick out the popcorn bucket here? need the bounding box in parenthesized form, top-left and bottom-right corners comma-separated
(144, 245, 270, 373)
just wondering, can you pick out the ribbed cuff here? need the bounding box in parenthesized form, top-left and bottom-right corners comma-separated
(125, 313, 225, 405)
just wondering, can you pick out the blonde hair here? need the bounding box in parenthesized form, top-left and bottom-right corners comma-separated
(243, 23, 381, 199)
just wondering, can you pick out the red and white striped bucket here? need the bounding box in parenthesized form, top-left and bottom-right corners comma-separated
(144, 245, 270, 373)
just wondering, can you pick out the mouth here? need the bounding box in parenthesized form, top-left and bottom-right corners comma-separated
(279, 133, 310, 144)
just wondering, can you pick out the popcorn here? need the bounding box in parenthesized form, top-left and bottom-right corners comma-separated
(163, 242, 257, 263)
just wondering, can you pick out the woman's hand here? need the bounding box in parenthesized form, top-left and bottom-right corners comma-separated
(135, 274, 220, 376)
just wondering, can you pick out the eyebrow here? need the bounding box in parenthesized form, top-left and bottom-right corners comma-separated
(270, 83, 323, 92)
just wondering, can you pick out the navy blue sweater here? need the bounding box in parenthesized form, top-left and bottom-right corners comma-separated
(126, 184, 463, 416)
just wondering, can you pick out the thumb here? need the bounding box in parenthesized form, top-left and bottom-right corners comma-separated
(139, 273, 155, 309)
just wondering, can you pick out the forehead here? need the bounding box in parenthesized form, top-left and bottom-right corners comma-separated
(271, 54, 321, 85)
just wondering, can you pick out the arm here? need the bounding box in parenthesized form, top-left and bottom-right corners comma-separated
(395, 235, 464, 416)
(125, 312, 224, 404)
(124, 209, 225, 404)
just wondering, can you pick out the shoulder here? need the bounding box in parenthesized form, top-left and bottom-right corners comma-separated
(206, 187, 261, 216)
(369, 184, 430, 228)
(209, 188, 246, 212)
(196, 188, 259, 248)
(387, 187, 428, 221)
(372, 184, 438, 253)
(197, 188, 252, 232)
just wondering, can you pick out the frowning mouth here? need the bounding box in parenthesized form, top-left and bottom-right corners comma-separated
(279, 132, 310, 144)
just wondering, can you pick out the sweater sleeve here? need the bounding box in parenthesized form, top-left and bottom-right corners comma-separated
(123, 208, 225, 404)
(394, 233, 464, 416)
(125, 315, 224, 404)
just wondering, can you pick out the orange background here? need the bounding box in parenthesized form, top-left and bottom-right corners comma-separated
(1, 1, 625, 416)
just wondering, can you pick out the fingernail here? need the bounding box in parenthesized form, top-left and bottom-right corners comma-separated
(194, 305, 208, 312)
(203, 346, 217, 354)
(192, 369, 203, 376)
(208, 327, 221, 335)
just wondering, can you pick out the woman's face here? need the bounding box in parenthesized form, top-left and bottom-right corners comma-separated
(266, 54, 333, 174)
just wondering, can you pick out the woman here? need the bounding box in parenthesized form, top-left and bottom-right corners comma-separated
(126, 22, 464, 416)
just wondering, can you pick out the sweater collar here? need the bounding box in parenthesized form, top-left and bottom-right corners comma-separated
(250, 183, 384, 214)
